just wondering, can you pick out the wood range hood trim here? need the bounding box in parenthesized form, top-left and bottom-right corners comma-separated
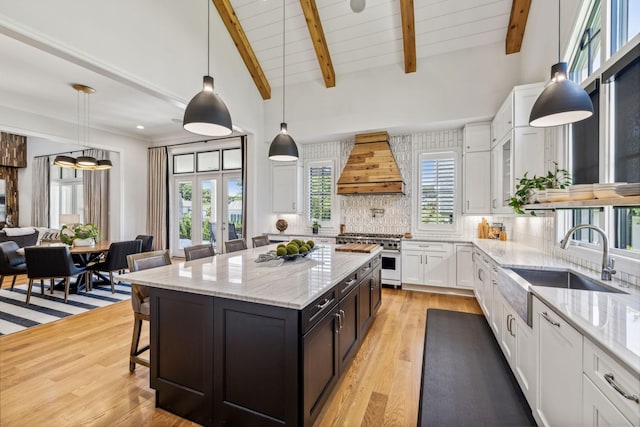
(337, 131, 405, 195)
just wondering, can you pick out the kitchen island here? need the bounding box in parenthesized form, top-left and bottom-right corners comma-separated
(119, 244, 382, 427)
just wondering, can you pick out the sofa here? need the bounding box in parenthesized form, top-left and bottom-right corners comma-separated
(0, 227, 39, 247)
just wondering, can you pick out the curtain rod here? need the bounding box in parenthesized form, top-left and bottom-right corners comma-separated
(148, 134, 244, 150)
(34, 149, 90, 159)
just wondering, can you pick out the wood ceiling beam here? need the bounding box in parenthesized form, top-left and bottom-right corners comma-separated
(505, 0, 531, 54)
(299, 0, 336, 88)
(400, 0, 416, 73)
(211, 0, 271, 100)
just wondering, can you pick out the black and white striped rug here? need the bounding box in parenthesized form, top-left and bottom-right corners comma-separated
(0, 282, 131, 336)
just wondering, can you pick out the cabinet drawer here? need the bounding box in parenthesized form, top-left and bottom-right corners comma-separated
(402, 241, 450, 252)
(301, 288, 338, 334)
(314, 237, 336, 244)
(338, 271, 360, 297)
(583, 338, 639, 425)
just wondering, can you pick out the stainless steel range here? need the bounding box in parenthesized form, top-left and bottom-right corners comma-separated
(336, 233, 402, 288)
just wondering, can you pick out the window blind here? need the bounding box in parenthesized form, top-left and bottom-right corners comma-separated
(309, 165, 332, 221)
(571, 81, 600, 184)
(420, 157, 455, 225)
(613, 56, 639, 183)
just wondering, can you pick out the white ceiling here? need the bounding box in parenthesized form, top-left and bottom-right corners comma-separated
(0, 0, 513, 143)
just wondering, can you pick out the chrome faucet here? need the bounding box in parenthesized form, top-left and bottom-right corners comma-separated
(560, 224, 616, 280)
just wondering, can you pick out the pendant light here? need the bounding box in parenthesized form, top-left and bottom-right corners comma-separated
(54, 84, 112, 170)
(529, 0, 593, 127)
(183, 0, 233, 137)
(269, 0, 299, 162)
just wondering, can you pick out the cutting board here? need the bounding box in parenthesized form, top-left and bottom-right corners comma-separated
(335, 243, 379, 253)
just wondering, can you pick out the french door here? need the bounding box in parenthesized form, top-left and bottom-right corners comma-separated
(173, 172, 243, 257)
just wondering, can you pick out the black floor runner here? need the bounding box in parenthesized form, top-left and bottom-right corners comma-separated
(418, 309, 536, 427)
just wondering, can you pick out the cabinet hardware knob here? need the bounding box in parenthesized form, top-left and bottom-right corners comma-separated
(541, 311, 560, 327)
(604, 373, 640, 403)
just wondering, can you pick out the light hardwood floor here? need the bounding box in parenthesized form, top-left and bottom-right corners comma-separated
(1, 276, 481, 426)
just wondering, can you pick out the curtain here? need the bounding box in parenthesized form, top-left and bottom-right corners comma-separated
(241, 136, 247, 240)
(83, 149, 109, 239)
(31, 156, 50, 227)
(147, 147, 168, 250)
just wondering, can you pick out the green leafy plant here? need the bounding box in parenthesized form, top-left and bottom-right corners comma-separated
(509, 173, 546, 215)
(60, 223, 100, 245)
(311, 219, 321, 230)
(509, 163, 573, 215)
(541, 161, 572, 189)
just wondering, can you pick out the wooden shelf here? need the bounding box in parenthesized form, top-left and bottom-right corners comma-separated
(523, 196, 640, 210)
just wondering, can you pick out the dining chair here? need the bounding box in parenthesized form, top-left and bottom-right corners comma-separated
(0, 241, 27, 291)
(225, 239, 247, 253)
(135, 235, 154, 252)
(24, 246, 89, 304)
(251, 235, 270, 248)
(126, 249, 171, 372)
(184, 243, 215, 261)
(89, 240, 142, 293)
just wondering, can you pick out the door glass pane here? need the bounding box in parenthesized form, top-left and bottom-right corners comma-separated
(502, 140, 512, 206)
(76, 184, 84, 223)
(227, 177, 243, 240)
(201, 178, 217, 248)
(177, 181, 193, 249)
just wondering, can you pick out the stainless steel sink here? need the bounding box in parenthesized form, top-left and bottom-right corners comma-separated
(497, 267, 629, 327)
(509, 268, 626, 294)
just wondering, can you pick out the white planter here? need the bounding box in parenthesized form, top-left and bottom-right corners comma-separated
(73, 238, 95, 247)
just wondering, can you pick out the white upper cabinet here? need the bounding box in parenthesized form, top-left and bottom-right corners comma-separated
(490, 83, 545, 214)
(271, 163, 302, 214)
(463, 122, 491, 214)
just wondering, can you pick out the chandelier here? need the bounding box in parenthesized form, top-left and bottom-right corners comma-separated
(54, 84, 112, 170)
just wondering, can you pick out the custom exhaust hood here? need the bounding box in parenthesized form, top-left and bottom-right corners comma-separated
(337, 131, 405, 195)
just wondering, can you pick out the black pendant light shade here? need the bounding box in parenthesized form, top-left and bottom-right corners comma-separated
(183, 76, 233, 136)
(94, 159, 113, 170)
(269, 123, 299, 161)
(529, 62, 594, 127)
(76, 155, 98, 168)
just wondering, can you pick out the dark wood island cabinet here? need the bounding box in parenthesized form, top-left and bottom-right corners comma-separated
(121, 245, 382, 427)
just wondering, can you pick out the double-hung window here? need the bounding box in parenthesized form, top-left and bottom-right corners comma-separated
(50, 165, 83, 229)
(307, 161, 334, 224)
(417, 152, 456, 229)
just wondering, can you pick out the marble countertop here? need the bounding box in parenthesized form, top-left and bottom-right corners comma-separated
(474, 238, 640, 375)
(119, 244, 381, 310)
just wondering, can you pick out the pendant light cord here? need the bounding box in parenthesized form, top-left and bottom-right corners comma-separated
(208, 0, 211, 76)
(282, 0, 286, 123)
(557, 0, 560, 61)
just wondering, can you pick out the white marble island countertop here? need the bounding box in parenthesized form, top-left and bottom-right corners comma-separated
(119, 244, 381, 310)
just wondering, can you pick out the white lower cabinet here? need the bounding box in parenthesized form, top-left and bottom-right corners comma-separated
(401, 242, 452, 288)
(455, 244, 474, 289)
(514, 317, 536, 406)
(534, 296, 583, 427)
(583, 375, 633, 427)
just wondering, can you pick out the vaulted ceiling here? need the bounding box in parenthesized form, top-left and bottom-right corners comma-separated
(219, 0, 531, 99)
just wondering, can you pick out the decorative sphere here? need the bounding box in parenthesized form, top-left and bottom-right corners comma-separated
(275, 219, 288, 232)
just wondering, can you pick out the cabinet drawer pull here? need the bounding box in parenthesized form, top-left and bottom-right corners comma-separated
(541, 311, 560, 327)
(509, 316, 516, 337)
(506, 314, 512, 334)
(339, 309, 345, 331)
(341, 279, 357, 293)
(604, 373, 640, 403)
(362, 266, 371, 272)
(334, 313, 341, 334)
(316, 298, 332, 310)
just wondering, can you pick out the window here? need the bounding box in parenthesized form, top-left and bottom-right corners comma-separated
(612, 57, 640, 183)
(570, 0, 602, 83)
(611, 0, 640, 55)
(418, 152, 455, 227)
(571, 209, 602, 244)
(615, 207, 640, 252)
(571, 80, 600, 184)
(308, 162, 333, 222)
(50, 164, 83, 229)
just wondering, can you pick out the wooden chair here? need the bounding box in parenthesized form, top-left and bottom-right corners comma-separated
(126, 249, 171, 372)
(251, 235, 270, 248)
(184, 243, 215, 261)
(89, 240, 142, 293)
(0, 241, 27, 291)
(225, 239, 247, 253)
(23, 246, 89, 304)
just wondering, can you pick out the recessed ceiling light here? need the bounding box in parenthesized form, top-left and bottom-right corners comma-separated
(136, 125, 145, 129)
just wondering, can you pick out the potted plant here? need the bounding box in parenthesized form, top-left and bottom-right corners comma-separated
(509, 163, 572, 215)
(311, 220, 321, 235)
(60, 223, 100, 246)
